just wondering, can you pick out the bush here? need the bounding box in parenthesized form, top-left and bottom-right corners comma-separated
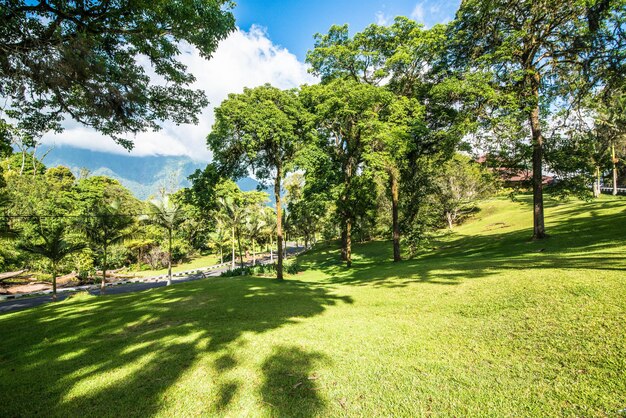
(107, 244, 131, 270)
(220, 266, 252, 277)
(285, 261, 303, 274)
(73, 250, 95, 283)
(170, 238, 192, 263)
(219, 262, 304, 277)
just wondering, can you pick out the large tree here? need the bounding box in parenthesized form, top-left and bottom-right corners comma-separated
(306, 19, 466, 261)
(18, 221, 85, 301)
(449, 0, 619, 239)
(207, 84, 311, 280)
(1, 0, 235, 147)
(301, 79, 392, 267)
(81, 199, 135, 293)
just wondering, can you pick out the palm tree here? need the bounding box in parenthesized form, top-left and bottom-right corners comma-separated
(218, 197, 246, 270)
(208, 217, 228, 264)
(80, 199, 135, 293)
(18, 221, 85, 301)
(245, 208, 266, 266)
(147, 196, 183, 285)
(262, 207, 277, 263)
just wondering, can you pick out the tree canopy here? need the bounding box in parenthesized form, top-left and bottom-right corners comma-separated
(1, 0, 235, 148)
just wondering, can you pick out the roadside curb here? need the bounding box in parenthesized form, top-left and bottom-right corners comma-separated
(0, 247, 308, 302)
(0, 262, 231, 301)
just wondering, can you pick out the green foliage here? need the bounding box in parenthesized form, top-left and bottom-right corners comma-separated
(72, 250, 95, 283)
(219, 261, 304, 278)
(1, 0, 235, 147)
(45, 166, 76, 190)
(208, 84, 311, 183)
(434, 154, 496, 228)
(0, 152, 46, 177)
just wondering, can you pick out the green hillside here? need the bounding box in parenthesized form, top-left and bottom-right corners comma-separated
(0, 196, 624, 417)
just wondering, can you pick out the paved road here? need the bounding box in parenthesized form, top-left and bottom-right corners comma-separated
(0, 246, 303, 315)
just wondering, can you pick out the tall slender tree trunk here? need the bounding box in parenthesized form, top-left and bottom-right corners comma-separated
(341, 157, 354, 267)
(529, 73, 546, 239)
(612, 144, 618, 196)
(593, 166, 601, 198)
(167, 228, 172, 285)
(275, 171, 284, 281)
(237, 229, 244, 270)
(231, 226, 235, 270)
(390, 172, 401, 262)
(20, 151, 26, 176)
(51, 262, 57, 302)
(270, 234, 274, 263)
(345, 219, 352, 268)
(252, 239, 256, 266)
(446, 211, 454, 230)
(101, 245, 107, 293)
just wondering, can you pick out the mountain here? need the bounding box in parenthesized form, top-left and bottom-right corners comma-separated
(43, 146, 267, 200)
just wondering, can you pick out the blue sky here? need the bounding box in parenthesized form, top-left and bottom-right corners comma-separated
(234, 0, 461, 60)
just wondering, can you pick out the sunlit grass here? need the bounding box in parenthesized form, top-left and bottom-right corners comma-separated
(0, 195, 624, 416)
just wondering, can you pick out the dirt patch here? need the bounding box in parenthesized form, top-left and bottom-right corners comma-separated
(0, 272, 81, 295)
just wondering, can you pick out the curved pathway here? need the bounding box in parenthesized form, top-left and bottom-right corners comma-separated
(0, 245, 302, 315)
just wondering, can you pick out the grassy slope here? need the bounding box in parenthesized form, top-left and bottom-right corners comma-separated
(0, 196, 624, 417)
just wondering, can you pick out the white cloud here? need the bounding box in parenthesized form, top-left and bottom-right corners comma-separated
(410, 3, 425, 23)
(41, 26, 317, 161)
(375, 11, 390, 26)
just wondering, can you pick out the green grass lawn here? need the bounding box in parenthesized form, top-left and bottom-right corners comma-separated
(121, 253, 221, 278)
(0, 195, 625, 417)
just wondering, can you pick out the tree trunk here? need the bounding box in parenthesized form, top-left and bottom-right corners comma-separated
(345, 219, 352, 268)
(391, 172, 401, 262)
(340, 228, 348, 261)
(101, 245, 107, 293)
(594, 166, 601, 198)
(237, 229, 244, 270)
(220, 247, 223, 265)
(252, 239, 256, 266)
(446, 211, 454, 230)
(167, 228, 172, 285)
(231, 226, 235, 270)
(51, 263, 57, 302)
(341, 156, 354, 266)
(270, 234, 274, 263)
(529, 73, 546, 239)
(612, 144, 618, 196)
(275, 173, 284, 280)
(20, 151, 26, 176)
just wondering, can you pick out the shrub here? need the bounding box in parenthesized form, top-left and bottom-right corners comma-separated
(285, 261, 303, 274)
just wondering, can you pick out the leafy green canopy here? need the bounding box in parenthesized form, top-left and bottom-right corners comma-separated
(0, 0, 236, 148)
(208, 84, 311, 183)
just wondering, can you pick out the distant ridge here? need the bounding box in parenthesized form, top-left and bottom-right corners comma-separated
(43, 146, 268, 200)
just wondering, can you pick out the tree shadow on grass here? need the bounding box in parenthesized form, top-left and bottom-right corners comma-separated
(0, 277, 352, 416)
(260, 345, 329, 418)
